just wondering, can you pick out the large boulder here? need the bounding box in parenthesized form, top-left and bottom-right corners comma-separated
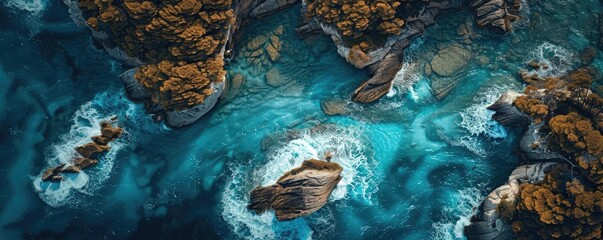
(247, 159, 343, 221)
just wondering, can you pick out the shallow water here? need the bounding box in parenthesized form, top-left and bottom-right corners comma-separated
(1, 0, 602, 239)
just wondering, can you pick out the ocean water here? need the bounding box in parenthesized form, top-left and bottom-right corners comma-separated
(0, 1, 601, 239)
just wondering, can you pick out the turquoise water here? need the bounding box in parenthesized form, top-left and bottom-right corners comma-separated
(1, 0, 601, 239)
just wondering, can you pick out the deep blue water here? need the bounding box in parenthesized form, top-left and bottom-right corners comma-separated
(1, 0, 602, 239)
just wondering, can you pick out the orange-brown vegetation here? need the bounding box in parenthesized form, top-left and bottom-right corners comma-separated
(77, 0, 234, 110)
(305, 0, 429, 53)
(505, 67, 603, 239)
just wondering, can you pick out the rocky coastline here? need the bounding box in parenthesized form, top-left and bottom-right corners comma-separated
(63, 0, 523, 127)
(466, 65, 603, 239)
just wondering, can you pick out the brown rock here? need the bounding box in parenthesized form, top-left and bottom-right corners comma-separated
(266, 44, 280, 62)
(92, 136, 111, 145)
(75, 142, 110, 158)
(247, 35, 267, 50)
(248, 159, 343, 221)
(100, 122, 123, 140)
(42, 165, 65, 182)
(73, 157, 98, 169)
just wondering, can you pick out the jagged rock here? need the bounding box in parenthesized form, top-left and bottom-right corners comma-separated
(250, 0, 299, 18)
(75, 142, 110, 159)
(73, 157, 98, 169)
(431, 44, 472, 77)
(247, 159, 343, 221)
(487, 90, 530, 127)
(100, 122, 123, 139)
(465, 162, 559, 240)
(120, 68, 150, 101)
(42, 165, 65, 182)
(519, 123, 567, 161)
(92, 136, 111, 146)
(165, 81, 225, 128)
(469, 0, 521, 33)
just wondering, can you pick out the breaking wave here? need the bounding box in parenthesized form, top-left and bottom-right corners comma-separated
(526, 42, 575, 77)
(2, 0, 48, 16)
(456, 86, 508, 155)
(221, 125, 376, 239)
(32, 90, 154, 208)
(432, 187, 484, 240)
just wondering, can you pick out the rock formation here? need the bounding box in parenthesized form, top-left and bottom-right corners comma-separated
(465, 66, 603, 239)
(247, 159, 342, 221)
(41, 121, 123, 182)
(469, 0, 522, 33)
(301, 0, 521, 103)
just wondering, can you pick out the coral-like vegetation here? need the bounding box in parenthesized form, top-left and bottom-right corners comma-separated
(304, 0, 431, 51)
(504, 68, 603, 239)
(78, 0, 234, 110)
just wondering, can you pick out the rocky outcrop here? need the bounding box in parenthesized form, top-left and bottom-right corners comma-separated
(41, 121, 123, 182)
(247, 159, 342, 221)
(487, 90, 530, 127)
(165, 81, 225, 128)
(469, 0, 522, 33)
(304, 0, 466, 103)
(465, 162, 559, 240)
(250, 0, 299, 18)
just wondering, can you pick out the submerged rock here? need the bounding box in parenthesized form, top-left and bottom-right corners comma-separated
(247, 159, 342, 221)
(431, 44, 471, 77)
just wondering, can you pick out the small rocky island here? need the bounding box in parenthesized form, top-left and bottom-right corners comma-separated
(248, 159, 343, 221)
(42, 121, 123, 182)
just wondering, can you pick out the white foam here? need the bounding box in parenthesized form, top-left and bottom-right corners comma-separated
(221, 125, 375, 239)
(527, 42, 576, 77)
(432, 187, 484, 240)
(457, 86, 508, 155)
(3, 0, 48, 16)
(32, 92, 135, 208)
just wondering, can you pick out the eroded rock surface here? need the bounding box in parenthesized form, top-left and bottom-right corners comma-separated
(247, 159, 342, 221)
(41, 121, 123, 182)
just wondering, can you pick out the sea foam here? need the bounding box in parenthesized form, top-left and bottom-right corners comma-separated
(221, 125, 376, 239)
(456, 86, 508, 156)
(432, 187, 484, 240)
(32, 91, 148, 208)
(3, 0, 48, 16)
(527, 42, 575, 77)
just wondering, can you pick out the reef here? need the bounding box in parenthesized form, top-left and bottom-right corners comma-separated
(247, 159, 342, 221)
(466, 66, 603, 239)
(42, 121, 123, 182)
